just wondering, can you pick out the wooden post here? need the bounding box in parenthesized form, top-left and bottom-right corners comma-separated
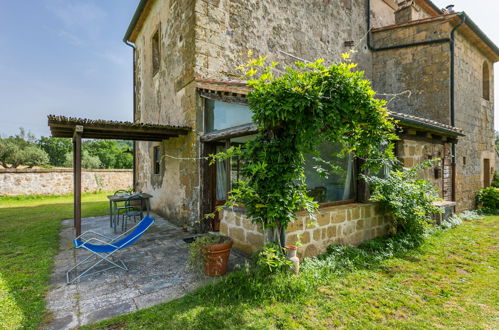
(73, 125, 83, 237)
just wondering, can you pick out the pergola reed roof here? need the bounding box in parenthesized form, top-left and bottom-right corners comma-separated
(48, 115, 191, 141)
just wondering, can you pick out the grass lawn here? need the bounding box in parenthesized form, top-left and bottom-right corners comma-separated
(0, 195, 497, 330)
(0, 192, 110, 329)
(89, 217, 499, 330)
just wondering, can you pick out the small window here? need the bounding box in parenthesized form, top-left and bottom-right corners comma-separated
(153, 146, 161, 175)
(483, 61, 490, 100)
(152, 29, 160, 75)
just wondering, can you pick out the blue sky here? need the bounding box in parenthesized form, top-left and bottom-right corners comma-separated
(0, 0, 497, 137)
(0, 0, 137, 137)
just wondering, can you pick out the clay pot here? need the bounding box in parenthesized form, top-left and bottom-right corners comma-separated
(203, 238, 233, 276)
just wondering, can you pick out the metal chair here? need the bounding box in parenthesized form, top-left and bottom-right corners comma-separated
(66, 216, 155, 284)
(110, 189, 132, 228)
(118, 193, 144, 231)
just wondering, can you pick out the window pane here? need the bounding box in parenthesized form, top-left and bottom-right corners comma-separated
(304, 143, 355, 203)
(215, 145, 227, 200)
(229, 135, 257, 189)
(205, 99, 253, 132)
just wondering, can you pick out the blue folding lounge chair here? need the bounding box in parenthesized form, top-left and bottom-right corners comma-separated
(66, 216, 155, 284)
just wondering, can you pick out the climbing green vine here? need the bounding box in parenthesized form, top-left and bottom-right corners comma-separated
(212, 56, 397, 245)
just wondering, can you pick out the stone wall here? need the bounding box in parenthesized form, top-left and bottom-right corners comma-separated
(372, 19, 453, 124)
(220, 203, 389, 258)
(397, 134, 453, 201)
(454, 32, 495, 212)
(133, 0, 201, 226)
(0, 169, 132, 196)
(194, 0, 373, 79)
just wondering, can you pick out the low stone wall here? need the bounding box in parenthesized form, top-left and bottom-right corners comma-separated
(0, 168, 132, 196)
(220, 203, 389, 258)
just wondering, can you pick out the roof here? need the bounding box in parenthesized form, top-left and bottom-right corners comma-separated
(196, 79, 465, 138)
(372, 13, 499, 61)
(390, 112, 464, 137)
(48, 115, 190, 141)
(124, 0, 151, 43)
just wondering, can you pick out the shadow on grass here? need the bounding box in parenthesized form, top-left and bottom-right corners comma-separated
(0, 201, 109, 329)
(89, 232, 430, 329)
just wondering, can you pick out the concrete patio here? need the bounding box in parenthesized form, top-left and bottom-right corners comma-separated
(44, 214, 247, 329)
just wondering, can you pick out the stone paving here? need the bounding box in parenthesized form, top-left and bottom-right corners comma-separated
(44, 214, 247, 329)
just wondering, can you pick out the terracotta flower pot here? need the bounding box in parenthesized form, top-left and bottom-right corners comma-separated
(203, 239, 233, 276)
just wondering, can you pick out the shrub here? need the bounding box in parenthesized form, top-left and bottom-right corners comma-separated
(476, 187, 499, 214)
(362, 160, 442, 238)
(254, 243, 292, 274)
(491, 172, 499, 188)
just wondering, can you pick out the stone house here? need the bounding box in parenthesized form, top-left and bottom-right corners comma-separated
(123, 0, 498, 257)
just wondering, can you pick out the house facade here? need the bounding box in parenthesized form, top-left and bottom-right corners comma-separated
(124, 0, 498, 257)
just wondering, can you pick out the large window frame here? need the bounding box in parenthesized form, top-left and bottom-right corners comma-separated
(201, 97, 358, 209)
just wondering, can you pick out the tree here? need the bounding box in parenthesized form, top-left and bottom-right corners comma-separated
(37, 137, 72, 167)
(84, 140, 133, 169)
(0, 129, 49, 168)
(63, 150, 102, 169)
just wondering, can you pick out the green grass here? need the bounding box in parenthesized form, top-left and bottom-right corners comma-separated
(88, 217, 499, 330)
(1, 195, 497, 330)
(0, 192, 110, 329)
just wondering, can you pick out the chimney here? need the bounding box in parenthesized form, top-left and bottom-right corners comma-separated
(395, 1, 419, 24)
(445, 5, 455, 13)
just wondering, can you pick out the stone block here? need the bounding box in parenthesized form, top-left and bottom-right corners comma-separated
(303, 244, 319, 258)
(332, 210, 347, 223)
(300, 231, 311, 244)
(242, 218, 255, 232)
(356, 219, 365, 231)
(351, 207, 360, 220)
(313, 229, 321, 241)
(326, 225, 337, 239)
(317, 212, 331, 226)
(247, 232, 264, 248)
(219, 221, 229, 235)
(364, 206, 372, 218)
(229, 227, 245, 242)
(287, 217, 304, 232)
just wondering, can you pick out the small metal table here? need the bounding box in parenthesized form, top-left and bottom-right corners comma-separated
(107, 193, 153, 232)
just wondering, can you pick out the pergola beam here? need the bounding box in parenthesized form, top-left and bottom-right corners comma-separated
(48, 115, 192, 237)
(73, 125, 83, 237)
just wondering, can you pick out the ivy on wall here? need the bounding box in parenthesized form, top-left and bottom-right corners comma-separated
(213, 56, 397, 244)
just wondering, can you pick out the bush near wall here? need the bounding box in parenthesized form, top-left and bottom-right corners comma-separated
(476, 187, 499, 214)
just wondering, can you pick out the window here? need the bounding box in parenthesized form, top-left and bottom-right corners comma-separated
(304, 143, 355, 203)
(205, 99, 356, 206)
(483, 61, 490, 100)
(205, 99, 253, 132)
(153, 146, 160, 175)
(152, 29, 160, 75)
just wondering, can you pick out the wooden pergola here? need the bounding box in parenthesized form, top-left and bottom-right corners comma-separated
(48, 115, 191, 236)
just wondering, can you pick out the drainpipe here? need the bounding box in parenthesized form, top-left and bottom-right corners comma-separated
(124, 40, 137, 191)
(366, 0, 465, 201)
(449, 14, 466, 202)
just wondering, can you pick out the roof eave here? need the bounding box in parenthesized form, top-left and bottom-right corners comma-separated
(460, 12, 499, 61)
(391, 114, 465, 137)
(123, 0, 150, 43)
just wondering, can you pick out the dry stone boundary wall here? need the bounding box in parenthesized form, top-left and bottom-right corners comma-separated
(0, 168, 132, 196)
